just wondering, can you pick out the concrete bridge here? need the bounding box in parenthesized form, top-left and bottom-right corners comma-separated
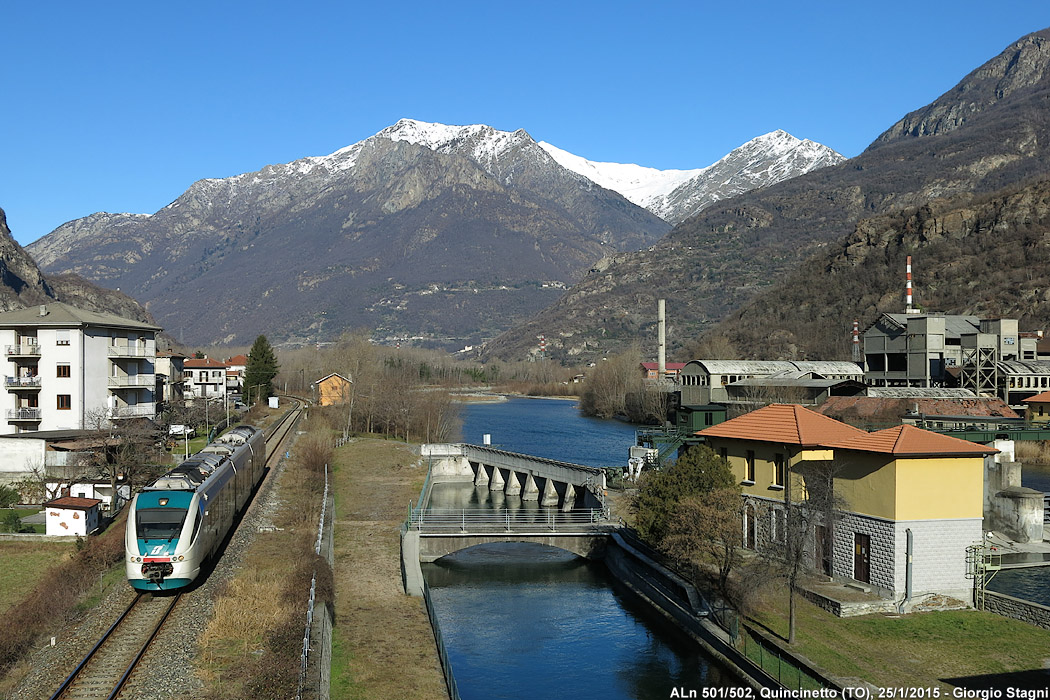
(401, 444, 617, 596)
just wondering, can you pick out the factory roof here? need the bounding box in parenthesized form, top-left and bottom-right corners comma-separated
(684, 360, 862, 376)
(865, 388, 977, 398)
(997, 360, 1050, 374)
(871, 313, 982, 337)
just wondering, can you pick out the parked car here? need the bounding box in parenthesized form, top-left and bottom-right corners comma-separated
(168, 424, 196, 438)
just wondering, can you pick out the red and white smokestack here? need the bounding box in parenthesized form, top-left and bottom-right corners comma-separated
(906, 255, 913, 313)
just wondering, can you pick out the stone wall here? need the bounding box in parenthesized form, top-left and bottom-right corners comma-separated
(984, 590, 1050, 630)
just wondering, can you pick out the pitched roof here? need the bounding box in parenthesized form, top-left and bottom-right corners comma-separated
(185, 357, 228, 369)
(696, 404, 866, 446)
(640, 362, 687, 371)
(825, 424, 998, 456)
(226, 354, 248, 365)
(1023, 391, 1050, 403)
(45, 496, 103, 509)
(0, 302, 161, 331)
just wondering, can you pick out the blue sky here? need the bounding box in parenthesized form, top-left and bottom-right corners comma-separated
(3, 1, 1049, 245)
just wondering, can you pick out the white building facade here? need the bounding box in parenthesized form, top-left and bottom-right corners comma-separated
(0, 303, 161, 434)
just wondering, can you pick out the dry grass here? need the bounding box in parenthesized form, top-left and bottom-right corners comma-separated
(329, 438, 447, 700)
(1015, 439, 1050, 465)
(197, 414, 333, 700)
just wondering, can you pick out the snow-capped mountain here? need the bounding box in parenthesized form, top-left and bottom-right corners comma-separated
(540, 130, 845, 224)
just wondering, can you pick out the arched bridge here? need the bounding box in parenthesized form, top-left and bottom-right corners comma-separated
(401, 444, 618, 595)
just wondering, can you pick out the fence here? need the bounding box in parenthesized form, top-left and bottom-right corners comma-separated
(296, 463, 331, 700)
(421, 579, 462, 700)
(407, 507, 609, 532)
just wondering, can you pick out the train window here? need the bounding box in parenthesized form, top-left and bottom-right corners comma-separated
(136, 507, 188, 540)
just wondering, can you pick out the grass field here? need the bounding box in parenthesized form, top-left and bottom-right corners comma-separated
(750, 586, 1050, 689)
(0, 540, 72, 614)
(329, 437, 448, 700)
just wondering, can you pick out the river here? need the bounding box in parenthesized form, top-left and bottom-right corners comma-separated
(421, 396, 734, 699)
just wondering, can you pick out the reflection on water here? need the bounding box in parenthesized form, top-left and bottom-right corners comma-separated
(457, 397, 639, 468)
(424, 543, 730, 700)
(987, 567, 1050, 606)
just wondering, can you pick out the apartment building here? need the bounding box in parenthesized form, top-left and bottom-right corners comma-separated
(0, 303, 161, 434)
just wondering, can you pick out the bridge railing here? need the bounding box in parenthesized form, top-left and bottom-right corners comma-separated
(408, 507, 610, 532)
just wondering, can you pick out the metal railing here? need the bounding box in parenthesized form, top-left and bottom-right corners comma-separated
(408, 507, 610, 532)
(4, 376, 42, 388)
(5, 344, 40, 356)
(422, 579, 462, 700)
(108, 345, 151, 357)
(6, 408, 42, 420)
(107, 375, 156, 388)
(109, 405, 155, 419)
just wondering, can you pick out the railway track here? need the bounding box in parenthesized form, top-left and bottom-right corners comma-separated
(47, 401, 305, 700)
(49, 593, 180, 700)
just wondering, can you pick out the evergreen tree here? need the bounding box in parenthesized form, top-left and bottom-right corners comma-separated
(243, 335, 279, 404)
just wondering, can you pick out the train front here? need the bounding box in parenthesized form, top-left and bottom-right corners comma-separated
(125, 490, 200, 591)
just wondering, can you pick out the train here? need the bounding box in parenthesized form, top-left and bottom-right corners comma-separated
(125, 425, 267, 591)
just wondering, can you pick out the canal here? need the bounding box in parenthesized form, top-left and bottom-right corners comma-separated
(421, 396, 736, 698)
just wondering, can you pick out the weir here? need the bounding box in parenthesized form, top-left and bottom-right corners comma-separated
(401, 443, 616, 596)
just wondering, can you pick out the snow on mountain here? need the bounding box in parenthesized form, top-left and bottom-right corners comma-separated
(541, 130, 845, 224)
(538, 141, 706, 212)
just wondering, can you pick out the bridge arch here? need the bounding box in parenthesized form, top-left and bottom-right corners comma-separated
(418, 533, 609, 563)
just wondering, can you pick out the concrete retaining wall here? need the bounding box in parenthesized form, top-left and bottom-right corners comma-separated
(984, 590, 1050, 631)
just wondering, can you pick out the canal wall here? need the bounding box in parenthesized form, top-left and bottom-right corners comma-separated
(984, 590, 1050, 630)
(603, 532, 777, 691)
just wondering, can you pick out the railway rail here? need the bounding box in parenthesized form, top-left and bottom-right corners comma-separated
(49, 593, 180, 700)
(47, 400, 304, 700)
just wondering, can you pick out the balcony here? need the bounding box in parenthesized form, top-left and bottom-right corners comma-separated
(110, 405, 155, 419)
(108, 374, 156, 388)
(7, 408, 42, 421)
(5, 376, 42, 390)
(6, 344, 41, 357)
(108, 345, 151, 358)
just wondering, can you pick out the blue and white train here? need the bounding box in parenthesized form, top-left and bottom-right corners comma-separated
(125, 425, 266, 591)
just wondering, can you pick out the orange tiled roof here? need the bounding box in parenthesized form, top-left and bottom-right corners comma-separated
(184, 358, 228, 369)
(226, 354, 248, 365)
(825, 424, 998, 456)
(696, 404, 866, 446)
(1023, 391, 1050, 403)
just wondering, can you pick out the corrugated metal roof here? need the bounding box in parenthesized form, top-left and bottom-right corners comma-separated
(997, 360, 1050, 373)
(696, 404, 866, 445)
(687, 360, 862, 376)
(866, 388, 977, 398)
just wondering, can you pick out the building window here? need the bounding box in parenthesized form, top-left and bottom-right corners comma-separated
(773, 453, 786, 488)
(57, 395, 71, 410)
(56, 329, 70, 346)
(57, 364, 71, 378)
(745, 450, 755, 483)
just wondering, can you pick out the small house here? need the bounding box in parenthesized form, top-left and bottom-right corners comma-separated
(44, 496, 102, 536)
(315, 373, 352, 406)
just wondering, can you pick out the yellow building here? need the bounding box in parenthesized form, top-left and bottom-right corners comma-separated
(697, 404, 995, 603)
(1023, 390, 1050, 425)
(314, 373, 352, 407)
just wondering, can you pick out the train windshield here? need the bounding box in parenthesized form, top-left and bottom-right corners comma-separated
(136, 507, 188, 540)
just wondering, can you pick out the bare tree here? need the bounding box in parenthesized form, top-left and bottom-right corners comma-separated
(662, 486, 744, 595)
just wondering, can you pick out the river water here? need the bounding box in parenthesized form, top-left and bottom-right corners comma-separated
(421, 396, 735, 698)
